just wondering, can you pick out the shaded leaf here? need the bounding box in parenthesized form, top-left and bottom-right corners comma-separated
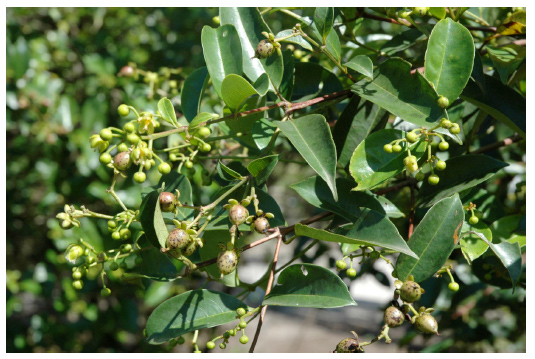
(344, 55, 373, 79)
(380, 28, 428, 56)
(460, 221, 491, 263)
(131, 246, 179, 281)
(279, 49, 295, 99)
(181, 66, 210, 122)
(247, 155, 279, 185)
(217, 160, 244, 181)
(253, 73, 269, 96)
(224, 96, 266, 150)
(313, 7, 334, 42)
(428, 7, 446, 19)
(221, 74, 259, 112)
(293, 62, 343, 101)
(486, 44, 526, 85)
(188, 112, 219, 131)
(139, 190, 169, 249)
(252, 118, 276, 150)
(157, 98, 178, 127)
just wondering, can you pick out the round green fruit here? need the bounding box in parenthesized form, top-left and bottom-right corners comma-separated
(437, 96, 449, 108)
(239, 335, 249, 345)
(206, 341, 216, 350)
(435, 160, 446, 171)
(184, 160, 194, 169)
(123, 122, 136, 133)
(118, 104, 130, 117)
(158, 162, 172, 174)
(448, 282, 460, 292)
(100, 128, 113, 141)
(400, 280, 422, 303)
(346, 268, 357, 278)
(72, 280, 84, 290)
(101, 288, 112, 297)
(109, 262, 119, 271)
(336, 260, 347, 271)
(217, 249, 239, 275)
(383, 144, 393, 153)
(449, 123, 461, 134)
(414, 313, 439, 334)
(438, 141, 449, 151)
(406, 132, 419, 143)
(100, 153, 112, 165)
(384, 306, 405, 328)
(428, 174, 440, 185)
(133, 172, 146, 183)
(392, 144, 403, 153)
(196, 127, 211, 139)
(237, 308, 247, 316)
(469, 215, 479, 225)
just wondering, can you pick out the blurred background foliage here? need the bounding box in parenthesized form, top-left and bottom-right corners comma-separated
(6, 7, 525, 353)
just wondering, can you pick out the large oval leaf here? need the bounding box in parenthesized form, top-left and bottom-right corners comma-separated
(220, 7, 284, 89)
(417, 154, 509, 207)
(221, 74, 259, 112)
(181, 66, 210, 122)
(275, 115, 338, 201)
(424, 19, 474, 103)
(313, 7, 334, 42)
(145, 289, 247, 344)
(139, 190, 169, 249)
(130, 246, 179, 281)
(396, 194, 464, 282)
(349, 129, 426, 191)
(247, 154, 279, 185)
(201, 24, 242, 98)
(351, 58, 447, 127)
(344, 55, 373, 79)
(262, 264, 357, 308)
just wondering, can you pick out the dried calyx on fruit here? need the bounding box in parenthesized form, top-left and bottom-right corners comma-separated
(384, 306, 405, 328)
(413, 313, 439, 335)
(217, 244, 240, 276)
(399, 279, 424, 303)
(333, 331, 364, 353)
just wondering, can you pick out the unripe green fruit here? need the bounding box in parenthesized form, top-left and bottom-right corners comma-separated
(239, 335, 249, 345)
(119, 261, 127, 269)
(108, 220, 117, 228)
(109, 262, 119, 271)
(184, 160, 194, 169)
(177, 337, 185, 345)
(392, 144, 403, 153)
(438, 141, 449, 151)
(196, 127, 211, 139)
(229, 204, 249, 226)
(159, 192, 176, 212)
(384, 306, 405, 328)
(123, 122, 136, 133)
(122, 244, 132, 253)
(111, 231, 121, 240)
(400, 280, 422, 303)
(182, 239, 198, 257)
(135, 256, 143, 266)
(449, 123, 461, 134)
(228, 329, 236, 336)
(404, 155, 417, 166)
(237, 308, 247, 316)
(101, 288, 112, 297)
(448, 282, 460, 292)
(414, 313, 438, 334)
(167, 228, 190, 250)
(406, 132, 419, 143)
(127, 133, 140, 145)
(100, 153, 112, 165)
(219, 343, 226, 349)
(133, 172, 146, 183)
(100, 128, 113, 141)
(437, 96, 449, 108)
(72, 280, 84, 290)
(428, 174, 440, 185)
(336, 260, 347, 271)
(406, 162, 418, 173)
(158, 162, 172, 174)
(206, 341, 216, 350)
(118, 104, 130, 117)
(200, 143, 212, 153)
(413, 7, 428, 16)
(117, 143, 129, 153)
(253, 217, 270, 234)
(254, 39, 275, 59)
(415, 172, 425, 181)
(334, 337, 362, 353)
(436, 160, 446, 171)
(469, 215, 479, 225)
(72, 270, 83, 280)
(239, 320, 247, 329)
(217, 249, 239, 275)
(120, 228, 131, 240)
(113, 151, 132, 171)
(346, 268, 357, 278)
(440, 118, 452, 128)
(383, 144, 393, 153)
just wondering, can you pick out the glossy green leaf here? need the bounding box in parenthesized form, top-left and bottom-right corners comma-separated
(132, 247, 179, 281)
(351, 58, 447, 127)
(181, 66, 209, 122)
(333, 96, 387, 168)
(279, 49, 295, 99)
(221, 74, 258, 112)
(313, 7, 334, 42)
(224, 96, 266, 149)
(275, 115, 338, 201)
(263, 264, 357, 308)
(349, 129, 427, 191)
(188, 112, 219, 131)
(220, 7, 284, 89)
(461, 75, 525, 137)
(201, 24, 242, 98)
(380, 28, 428, 56)
(139, 190, 169, 249)
(490, 215, 526, 247)
(157, 98, 178, 128)
(460, 221, 491, 263)
(275, 29, 313, 51)
(428, 7, 446, 19)
(344, 55, 373, 79)
(253, 73, 269, 96)
(145, 289, 247, 344)
(396, 194, 464, 282)
(252, 118, 277, 150)
(293, 62, 343, 101)
(217, 160, 244, 181)
(417, 154, 509, 207)
(486, 44, 526, 85)
(424, 19, 474, 103)
(247, 155, 279, 185)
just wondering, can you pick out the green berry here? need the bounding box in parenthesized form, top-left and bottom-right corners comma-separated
(437, 96, 450, 108)
(167, 228, 190, 250)
(127, 133, 140, 145)
(346, 268, 357, 278)
(440, 118, 452, 128)
(400, 280, 422, 303)
(228, 329, 237, 336)
(118, 104, 130, 117)
(121, 244, 132, 253)
(100, 128, 113, 141)
(415, 172, 425, 181)
(100, 153, 112, 165)
(438, 141, 449, 151)
(428, 174, 440, 185)
(159, 192, 176, 212)
(177, 337, 185, 345)
(184, 160, 194, 169)
(406, 132, 419, 143)
(133, 172, 146, 183)
(237, 308, 247, 316)
(219, 343, 226, 349)
(449, 123, 461, 134)
(111, 231, 121, 240)
(108, 220, 117, 228)
(117, 143, 129, 152)
(383, 144, 393, 153)
(217, 249, 239, 275)
(392, 144, 403, 153)
(239, 335, 249, 345)
(469, 216, 479, 225)
(119, 228, 131, 240)
(196, 127, 211, 139)
(200, 143, 212, 153)
(123, 122, 136, 133)
(413, 7, 428, 16)
(414, 313, 439, 334)
(448, 282, 460, 292)
(158, 162, 172, 174)
(72, 280, 84, 290)
(72, 271, 83, 280)
(336, 260, 347, 271)
(206, 341, 216, 350)
(109, 262, 119, 271)
(239, 320, 247, 329)
(436, 160, 446, 171)
(101, 288, 112, 297)
(254, 39, 275, 59)
(384, 306, 405, 328)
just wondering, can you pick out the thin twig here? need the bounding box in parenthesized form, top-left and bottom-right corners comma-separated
(471, 134, 523, 154)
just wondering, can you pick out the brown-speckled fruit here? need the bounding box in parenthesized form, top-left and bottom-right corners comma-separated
(183, 239, 198, 256)
(384, 306, 405, 328)
(334, 338, 363, 353)
(253, 217, 270, 234)
(254, 40, 275, 59)
(166, 228, 190, 250)
(217, 249, 239, 275)
(159, 192, 176, 212)
(113, 151, 132, 171)
(414, 313, 438, 334)
(400, 280, 422, 303)
(229, 205, 249, 226)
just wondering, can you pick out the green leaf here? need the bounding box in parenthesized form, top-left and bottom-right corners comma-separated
(279, 49, 295, 100)
(217, 160, 244, 181)
(344, 55, 373, 79)
(181, 66, 210, 122)
(396, 194, 464, 282)
(313, 7, 334, 42)
(490, 214, 526, 247)
(198, 230, 242, 287)
(220, 7, 284, 89)
(201, 24, 242, 98)
(349, 129, 427, 191)
(145, 289, 247, 344)
(275, 115, 338, 201)
(351, 58, 447, 127)
(252, 118, 276, 150)
(253, 73, 269, 97)
(424, 19, 474, 104)
(275, 29, 313, 51)
(188, 112, 219, 131)
(132, 246, 179, 281)
(247, 155, 279, 185)
(293, 62, 343, 101)
(461, 75, 525, 138)
(460, 221, 491, 263)
(486, 44, 526, 85)
(7, 37, 30, 79)
(417, 154, 509, 207)
(428, 7, 446, 19)
(157, 98, 178, 128)
(380, 28, 428, 56)
(224, 96, 266, 149)
(332, 96, 387, 168)
(221, 74, 259, 112)
(139, 190, 169, 249)
(262, 264, 357, 308)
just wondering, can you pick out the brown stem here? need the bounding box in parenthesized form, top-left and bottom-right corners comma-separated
(408, 182, 416, 239)
(471, 134, 523, 154)
(285, 89, 352, 114)
(249, 228, 283, 352)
